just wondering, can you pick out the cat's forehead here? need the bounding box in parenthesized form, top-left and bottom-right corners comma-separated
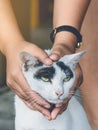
(34, 61, 73, 77)
(35, 60, 71, 70)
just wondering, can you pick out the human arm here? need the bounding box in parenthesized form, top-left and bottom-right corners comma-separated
(50, 0, 91, 59)
(50, 0, 91, 119)
(0, 0, 53, 120)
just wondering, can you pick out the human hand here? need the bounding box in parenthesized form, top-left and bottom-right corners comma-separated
(5, 40, 53, 120)
(49, 42, 83, 120)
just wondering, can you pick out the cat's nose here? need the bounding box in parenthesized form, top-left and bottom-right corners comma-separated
(55, 90, 63, 97)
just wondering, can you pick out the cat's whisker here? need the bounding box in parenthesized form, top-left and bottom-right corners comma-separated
(68, 91, 75, 96)
(74, 93, 81, 98)
(74, 91, 89, 98)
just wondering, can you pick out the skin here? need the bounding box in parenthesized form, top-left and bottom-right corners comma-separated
(79, 2, 98, 129)
(1, 1, 97, 129)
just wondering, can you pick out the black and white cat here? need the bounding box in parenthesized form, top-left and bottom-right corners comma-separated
(15, 50, 91, 130)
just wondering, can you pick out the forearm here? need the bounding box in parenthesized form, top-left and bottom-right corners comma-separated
(0, 0, 24, 55)
(53, 0, 91, 51)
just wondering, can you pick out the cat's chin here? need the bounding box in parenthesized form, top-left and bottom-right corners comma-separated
(47, 99, 63, 104)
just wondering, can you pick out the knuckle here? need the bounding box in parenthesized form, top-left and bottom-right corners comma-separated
(20, 94, 28, 101)
(7, 71, 20, 85)
(11, 70, 19, 78)
(6, 73, 18, 87)
(22, 95, 32, 102)
(39, 108, 44, 114)
(6, 78, 12, 87)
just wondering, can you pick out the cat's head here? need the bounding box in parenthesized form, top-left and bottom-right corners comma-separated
(19, 50, 86, 104)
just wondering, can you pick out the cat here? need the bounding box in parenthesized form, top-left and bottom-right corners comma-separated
(15, 50, 91, 130)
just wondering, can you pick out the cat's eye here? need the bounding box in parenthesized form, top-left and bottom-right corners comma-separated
(63, 76, 71, 82)
(41, 77, 50, 82)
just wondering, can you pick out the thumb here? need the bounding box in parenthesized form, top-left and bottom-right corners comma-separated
(50, 43, 75, 61)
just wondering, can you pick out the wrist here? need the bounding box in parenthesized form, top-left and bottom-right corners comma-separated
(1, 37, 25, 56)
(50, 25, 82, 53)
(54, 31, 77, 53)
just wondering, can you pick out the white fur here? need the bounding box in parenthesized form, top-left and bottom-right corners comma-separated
(15, 50, 91, 130)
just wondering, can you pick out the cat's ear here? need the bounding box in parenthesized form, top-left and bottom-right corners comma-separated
(60, 51, 87, 69)
(19, 51, 39, 71)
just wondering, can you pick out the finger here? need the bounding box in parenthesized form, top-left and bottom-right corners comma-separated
(51, 107, 61, 120)
(56, 102, 63, 107)
(56, 101, 68, 115)
(76, 65, 83, 86)
(50, 43, 73, 61)
(23, 99, 51, 120)
(51, 104, 67, 119)
(7, 79, 27, 99)
(24, 44, 53, 65)
(73, 65, 83, 89)
(59, 105, 68, 115)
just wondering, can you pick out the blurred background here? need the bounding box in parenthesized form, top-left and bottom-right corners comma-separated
(0, 0, 98, 130)
(12, 0, 53, 48)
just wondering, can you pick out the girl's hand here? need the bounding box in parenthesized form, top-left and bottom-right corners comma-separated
(6, 40, 53, 120)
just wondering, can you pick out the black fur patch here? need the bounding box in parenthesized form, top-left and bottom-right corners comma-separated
(34, 60, 43, 67)
(34, 67, 55, 82)
(56, 61, 73, 78)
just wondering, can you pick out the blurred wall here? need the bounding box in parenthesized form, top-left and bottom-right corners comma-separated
(31, 0, 53, 28)
(0, 53, 6, 86)
(0, 0, 31, 86)
(11, 0, 31, 41)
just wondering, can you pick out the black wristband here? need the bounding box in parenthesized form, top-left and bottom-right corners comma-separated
(50, 25, 82, 48)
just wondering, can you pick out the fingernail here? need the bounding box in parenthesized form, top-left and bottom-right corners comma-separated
(44, 58, 53, 65)
(50, 54, 59, 61)
(44, 114, 51, 120)
(45, 116, 51, 120)
(56, 103, 63, 107)
(52, 115, 56, 120)
(44, 104, 50, 108)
